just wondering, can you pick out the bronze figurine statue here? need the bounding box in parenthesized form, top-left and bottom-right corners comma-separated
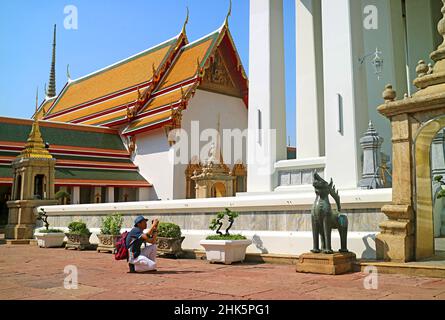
(311, 172, 349, 254)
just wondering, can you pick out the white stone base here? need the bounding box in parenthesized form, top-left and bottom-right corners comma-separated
(200, 240, 252, 264)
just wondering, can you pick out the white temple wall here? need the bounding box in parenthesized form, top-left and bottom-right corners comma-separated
(38, 188, 391, 259)
(172, 89, 248, 199)
(133, 128, 174, 201)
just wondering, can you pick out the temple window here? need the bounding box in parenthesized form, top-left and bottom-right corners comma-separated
(15, 175, 22, 200)
(34, 174, 45, 200)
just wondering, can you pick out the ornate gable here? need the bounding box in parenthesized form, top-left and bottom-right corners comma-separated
(199, 49, 242, 98)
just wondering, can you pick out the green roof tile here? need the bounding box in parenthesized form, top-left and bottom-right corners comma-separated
(0, 121, 126, 150)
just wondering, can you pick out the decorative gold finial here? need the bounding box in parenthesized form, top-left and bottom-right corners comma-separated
(224, 0, 232, 27)
(67, 64, 71, 81)
(182, 7, 189, 34)
(383, 84, 396, 103)
(19, 88, 53, 159)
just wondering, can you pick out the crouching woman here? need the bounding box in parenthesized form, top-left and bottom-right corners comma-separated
(127, 216, 159, 273)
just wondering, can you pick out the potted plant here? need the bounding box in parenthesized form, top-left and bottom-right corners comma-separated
(97, 214, 123, 253)
(34, 208, 65, 248)
(156, 222, 185, 258)
(200, 208, 251, 265)
(65, 221, 91, 250)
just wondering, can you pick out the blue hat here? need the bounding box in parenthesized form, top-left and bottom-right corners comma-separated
(134, 215, 148, 227)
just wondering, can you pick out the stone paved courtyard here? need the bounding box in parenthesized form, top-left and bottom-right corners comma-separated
(1, 245, 445, 300)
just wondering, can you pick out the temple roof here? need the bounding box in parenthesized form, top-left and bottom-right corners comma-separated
(36, 23, 248, 136)
(42, 34, 186, 124)
(0, 117, 151, 187)
(122, 24, 248, 136)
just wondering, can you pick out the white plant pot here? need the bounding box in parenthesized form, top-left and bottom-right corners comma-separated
(200, 239, 252, 265)
(35, 233, 66, 248)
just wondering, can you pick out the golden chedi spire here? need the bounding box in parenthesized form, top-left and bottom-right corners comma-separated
(19, 89, 53, 160)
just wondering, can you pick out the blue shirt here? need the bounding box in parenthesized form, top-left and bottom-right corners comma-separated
(126, 227, 145, 259)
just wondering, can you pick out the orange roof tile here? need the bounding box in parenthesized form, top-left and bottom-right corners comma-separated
(49, 89, 140, 124)
(157, 33, 219, 91)
(140, 83, 195, 114)
(82, 109, 128, 127)
(45, 36, 181, 118)
(123, 109, 174, 135)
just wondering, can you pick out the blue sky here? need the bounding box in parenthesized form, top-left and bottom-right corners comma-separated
(0, 0, 296, 145)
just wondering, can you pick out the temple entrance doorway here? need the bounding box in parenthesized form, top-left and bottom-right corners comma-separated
(415, 116, 445, 260)
(430, 127, 445, 258)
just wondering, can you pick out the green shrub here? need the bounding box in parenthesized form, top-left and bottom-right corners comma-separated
(39, 228, 64, 234)
(100, 214, 123, 235)
(206, 234, 247, 241)
(68, 221, 90, 235)
(157, 222, 181, 238)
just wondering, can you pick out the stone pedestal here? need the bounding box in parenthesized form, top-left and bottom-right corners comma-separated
(375, 204, 415, 262)
(296, 252, 357, 275)
(5, 200, 58, 241)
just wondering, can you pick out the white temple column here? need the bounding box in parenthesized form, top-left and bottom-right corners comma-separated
(321, 0, 368, 189)
(106, 187, 114, 203)
(296, 0, 325, 158)
(247, 0, 287, 193)
(72, 186, 80, 204)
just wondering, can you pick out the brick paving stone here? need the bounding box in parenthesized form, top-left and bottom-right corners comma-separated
(0, 245, 445, 300)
